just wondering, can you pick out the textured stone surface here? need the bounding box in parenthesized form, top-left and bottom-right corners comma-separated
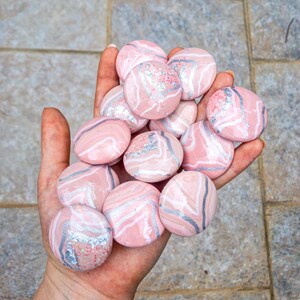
(0, 52, 99, 203)
(255, 63, 300, 202)
(267, 206, 300, 300)
(138, 163, 269, 291)
(112, 0, 250, 88)
(0, 0, 107, 51)
(248, 0, 300, 59)
(135, 290, 270, 300)
(0, 208, 46, 299)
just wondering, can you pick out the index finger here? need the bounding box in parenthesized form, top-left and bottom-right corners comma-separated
(94, 45, 119, 117)
(196, 71, 234, 121)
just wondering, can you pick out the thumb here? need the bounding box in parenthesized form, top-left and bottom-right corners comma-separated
(94, 45, 119, 117)
(37, 107, 70, 245)
(38, 108, 70, 194)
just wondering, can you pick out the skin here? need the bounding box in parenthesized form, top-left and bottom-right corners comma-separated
(34, 46, 265, 299)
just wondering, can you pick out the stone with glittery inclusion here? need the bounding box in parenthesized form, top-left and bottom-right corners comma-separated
(124, 61, 182, 120)
(206, 86, 268, 142)
(116, 40, 167, 82)
(57, 161, 119, 211)
(49, 204, 113, 272)
(159, 171, 217, 237)
(103, 181, 164, 247)
(123, 131, 183, 183)
(168, 48, 217, 100)
(100, 85, 148, 133)
(180, 120, 234, 179)
(73, 116, 131, 164)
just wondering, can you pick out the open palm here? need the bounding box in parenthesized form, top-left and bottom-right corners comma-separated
(35, 46, 264, 299)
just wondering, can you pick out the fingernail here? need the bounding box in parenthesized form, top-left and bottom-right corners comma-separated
(226, 70, 235, 78)
(107, 43, 117, 48)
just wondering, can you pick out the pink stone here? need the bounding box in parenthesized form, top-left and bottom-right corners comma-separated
(168, 48, 217, 100)
(100, 85, 148, 133)
(149, 100, 198, 138)
(116, 40, 167, 82)
(180, 121, 234, 179)
(108, 155, 123, 166)
(57, 161, 119, 211)
(123, 131, 183, 183)
(159, 171, 217, 237)
(206, 86, 268, 142)
(124, 61, 182, 120)
(102, 181, 164, 247)
(73, 116, 131, 164)
(49, 205, 113, 272)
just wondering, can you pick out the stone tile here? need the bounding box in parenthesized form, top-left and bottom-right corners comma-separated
(248, 0, 300, 60)
(112, 0, 250, 88)
(0, 208, 46, 299)
(0, 0, 107, 51)
(267, 206, 300, 300)
(135, 290, 270, 300)
(0, 52, 99, 203)
(138, 163, 269, 291)
(255, 62, 300, 202)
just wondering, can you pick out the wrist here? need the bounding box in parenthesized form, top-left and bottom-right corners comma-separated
(34, 259, 135, 300)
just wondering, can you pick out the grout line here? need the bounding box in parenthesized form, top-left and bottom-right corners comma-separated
(242, 0, 255, 91)
(0, 47, 102, 55)
(253, 58, 300, 64)
(243, 1, 274, 299)
(0, 48, 297, 64)
(136, 286, 271, 297)
(106, 0, 113, 45)
(0, 203, 38, 208)
(266, 201, 300, 208)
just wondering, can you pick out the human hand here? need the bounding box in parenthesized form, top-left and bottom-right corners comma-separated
(35, 45, 264, 299)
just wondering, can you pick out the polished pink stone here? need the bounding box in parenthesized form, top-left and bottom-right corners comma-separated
(73, 116, 131, 164)
(116, 40, 167, 82)
(103, 181, 164, 247)
(149, 100, 198, 138)
(123, 131, 183, 183)
(124, 61, 182, 120)
(100, 85, 148, 133)
(168, 48, 217, 100)
(57, 161, 119, 211)
(180, 121, 234, 179)
(49, 205, 113, 272)
(206, 86, 268, 142)
(108, 155, 123, 166)
(159, 171, 217, 237)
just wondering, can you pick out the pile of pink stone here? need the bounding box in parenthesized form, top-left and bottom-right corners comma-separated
(49, 40, 268, 272)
